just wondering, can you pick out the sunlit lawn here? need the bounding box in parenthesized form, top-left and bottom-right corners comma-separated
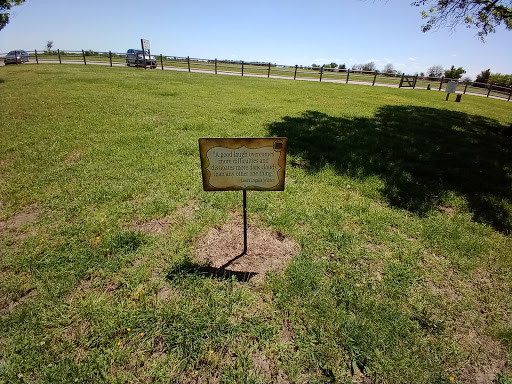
(1, 64, 511, 383)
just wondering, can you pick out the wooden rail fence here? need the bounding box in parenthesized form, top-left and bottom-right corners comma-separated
(2, 49, 511, 102)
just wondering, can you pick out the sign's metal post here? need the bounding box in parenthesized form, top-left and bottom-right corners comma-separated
(243, 190, 247, 254)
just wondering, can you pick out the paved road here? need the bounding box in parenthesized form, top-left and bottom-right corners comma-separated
(1, 59, 510, 102)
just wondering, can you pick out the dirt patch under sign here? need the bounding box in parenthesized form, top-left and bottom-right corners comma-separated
(194, 218, 299, 283)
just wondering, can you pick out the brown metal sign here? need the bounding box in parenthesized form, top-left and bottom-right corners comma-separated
(199, 137, 287, 191)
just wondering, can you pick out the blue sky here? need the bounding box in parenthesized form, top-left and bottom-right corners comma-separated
(1, 0, 511, 79)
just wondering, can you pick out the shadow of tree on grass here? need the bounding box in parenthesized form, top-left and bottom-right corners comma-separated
(268, 106, 512, 233)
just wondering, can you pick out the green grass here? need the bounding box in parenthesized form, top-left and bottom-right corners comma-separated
(1, 64, 511, 383)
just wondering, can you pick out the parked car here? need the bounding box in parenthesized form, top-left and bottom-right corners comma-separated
(4, 50, 29, 64)
(125, 49, 157, 68)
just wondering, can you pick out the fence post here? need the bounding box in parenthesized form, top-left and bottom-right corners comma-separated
(241, 61, 244, 77)
(82, 49, 86, 65)
(487, 83, 492, 97)
(372, 71, 377, 86)
(294, 65, 298, 80)
(35, 49, 38, 64)
(346, 69, 350, 84)
(399, 73, 404, 88)
(438, 76, 444, 91)
(413, 74, 418, 89)
(15, 50, 18, 65)
(319, 66, 323, 82)
(187, 56, 190, 72)
(109, 51, 113, 67)
(464, 80, 468, 94)
(58, 49, 61, 64)
(215, 58, 217, 74)
(160, 54, 163, 70)
(268, 62, 271, 78)
(508, 88, 512, 101)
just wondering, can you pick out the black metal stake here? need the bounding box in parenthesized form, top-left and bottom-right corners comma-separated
(243, 190, 247, 254)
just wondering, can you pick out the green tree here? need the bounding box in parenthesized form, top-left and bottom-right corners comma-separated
(475, 69, 491, 84)
(0, 0, 25, 31)
(363, 62, 376, 71)
(412, 0, 512, 40)
(444, 65, 466, 79)
(488, 73, 512, 87)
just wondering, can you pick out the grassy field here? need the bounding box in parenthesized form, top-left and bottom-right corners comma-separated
(1, 64, 512, 384)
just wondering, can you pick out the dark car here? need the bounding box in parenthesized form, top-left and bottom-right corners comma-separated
(4, 50, 29, 64)
(125, 49, 157, 68)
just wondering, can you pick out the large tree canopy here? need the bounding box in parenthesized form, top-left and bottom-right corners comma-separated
(444, 65, 466, 79)
(0, 0, 25, 31)
(412, 0, 512, 40)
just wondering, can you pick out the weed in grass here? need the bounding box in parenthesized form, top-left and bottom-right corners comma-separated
(107, 230, 146, 253)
